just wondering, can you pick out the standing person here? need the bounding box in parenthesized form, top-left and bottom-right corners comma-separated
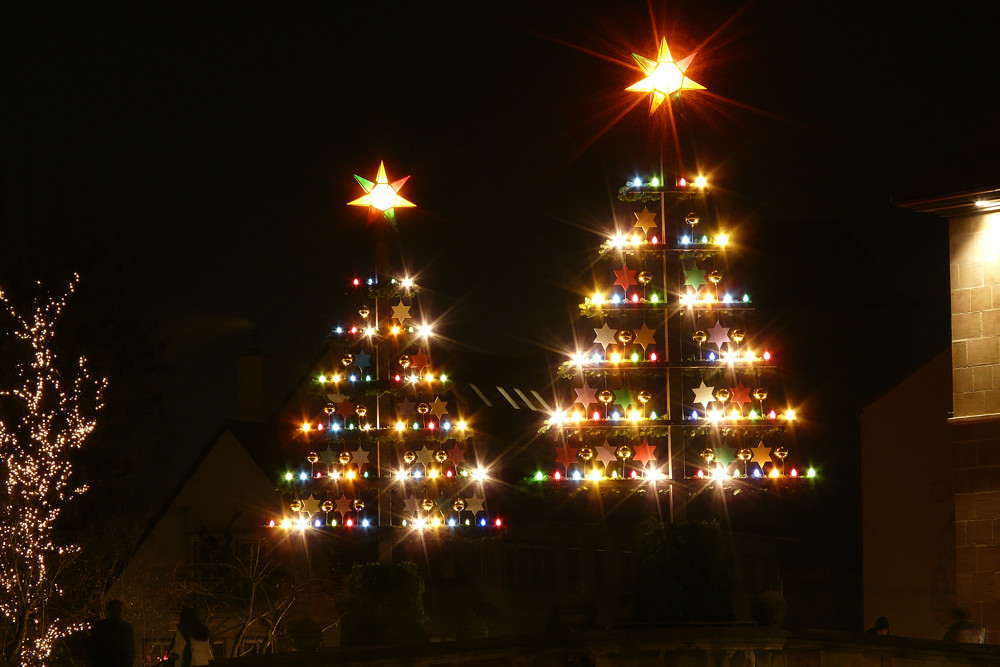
(168, 608, 212, 667)
(89, 599, 135, 666)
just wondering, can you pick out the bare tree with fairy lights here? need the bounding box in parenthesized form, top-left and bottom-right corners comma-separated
(0, 276, 105, 667)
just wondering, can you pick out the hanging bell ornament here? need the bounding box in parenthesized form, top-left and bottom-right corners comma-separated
(399, 355, 412, 369)
(707, 271, 722, 285)
(597, 390, 614, 405)
(578, 446, 595, 462)
(306, 452, 320, 465)
(352, 499, 365, 511)
(636, 390, 652, 404)
(616, 444, 634, 460)
(737, 449, 752, 462)
(730, 329, 745, 344)
(434, 450, 449, 464)
(416, 402, 431, 415)
(685, 213, 700, 227)
(421, 498, 435, 512)
(774, 446, 789, 460)
(289, 499, 303, 512)
(338, 451, 352, 465)
(355, 405, 367, 418)
(637, 270, 653, 285)
(323, 403, 336, 415)
(700, 448, 715, 463)
(615, 329, 635, 345)
(452, 498, 467, 512)
(320, 500, 334, 512)
(341, 353, 354, 367)
(359, 306, 370, 319)
(692, 330, 708, 344)
(752, 388, 768, 401)
(403, 450, 417, 465)
(714, 388, 732, 402)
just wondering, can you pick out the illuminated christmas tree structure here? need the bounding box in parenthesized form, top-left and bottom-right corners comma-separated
(273, 163, 497, 534)
(540, 174, 810, 514)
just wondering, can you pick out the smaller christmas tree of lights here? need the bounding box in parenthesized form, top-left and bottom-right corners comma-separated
(538, 174, 808, 513)
(273, 163, 499, 534)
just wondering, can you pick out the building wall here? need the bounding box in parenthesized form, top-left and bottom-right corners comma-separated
(949, 208, 1000, 643)
(118, 428, 282, 664)
(861, 349, 953, 640)
(951, 211, 1000, 418)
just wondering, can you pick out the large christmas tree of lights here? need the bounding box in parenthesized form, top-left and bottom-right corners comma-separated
(538, 38, 808, 516)
(273, 162, 498, 534)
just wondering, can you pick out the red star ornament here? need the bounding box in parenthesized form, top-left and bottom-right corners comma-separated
(631, 440, 657, 467)
(614, 263, 638, 292)
(730, 382, 752, 409)
(554, 445, 577, 468)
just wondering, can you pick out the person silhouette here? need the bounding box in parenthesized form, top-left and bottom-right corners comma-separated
(89, 599, 135, 667)
(168, 607, 212, 667)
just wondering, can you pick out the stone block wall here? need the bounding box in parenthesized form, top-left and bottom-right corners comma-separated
(951, 211, 1000, 418)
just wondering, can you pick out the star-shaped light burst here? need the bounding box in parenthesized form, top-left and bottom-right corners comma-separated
(348, 161, 415, 226)
(626, 37, 706, 114)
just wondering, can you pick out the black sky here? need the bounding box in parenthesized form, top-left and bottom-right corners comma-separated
(3, 1, 999, 497)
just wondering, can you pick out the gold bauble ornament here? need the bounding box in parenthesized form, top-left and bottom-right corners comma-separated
(730, 329, 745, 343)
(421, 498, 435, 512)
(320, 500, 334, 512)
(399, 355, 412, 369)
(434, 450, 449, 463)
(359, 306, 370, 319)
(616, 444, 634, 460)
(774, 446, 789, 460)
(416, 402, 431, 415)
(707, 270, 722, 285)
(597, 390, 614, 405)
(714, 388, 732, 402)
(341, 353, 354, 367)
(355, 405, 367, 418)
(615, 329, 635, 345)
(324, 403, 336, 415)
(289, 499, 303, 512)
(700, 448, 715, 463)
(637, 270, 653, 285)
(452, 498, 466, 512)
(752, 388, 768, 401)
(403, 450, 417, 464)
(737, 449, 752, 462)
(352, 499, 365, 511)
(685, 213, 700, 226)
(692, 330, 708, 344)
(306, 452, 320, 464)
(636, 390, 652, 404)
(338, 451, 352, 465)
(578, 446, 595, 461)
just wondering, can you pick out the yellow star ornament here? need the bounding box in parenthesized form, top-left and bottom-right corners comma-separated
(348, 161, 415, 226)
(626, 37, 705, 113)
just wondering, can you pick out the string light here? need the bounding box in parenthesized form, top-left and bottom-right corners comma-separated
(0, 276, 105, 666)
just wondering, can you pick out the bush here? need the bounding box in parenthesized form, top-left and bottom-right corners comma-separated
(340, 562, 426, 646)
(634, 518, 735, 622)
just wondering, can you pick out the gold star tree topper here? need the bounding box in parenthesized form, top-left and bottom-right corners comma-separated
(348, 161, 415, 225)
(626, 37, 705, 113)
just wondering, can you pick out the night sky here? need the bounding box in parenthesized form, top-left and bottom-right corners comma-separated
(3, 1, 999, 504)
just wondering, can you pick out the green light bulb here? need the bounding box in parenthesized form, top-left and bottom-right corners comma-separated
(534, 471, 544, 481)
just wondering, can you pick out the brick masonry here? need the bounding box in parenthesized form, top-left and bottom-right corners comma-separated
(951, 210, 1000, 643)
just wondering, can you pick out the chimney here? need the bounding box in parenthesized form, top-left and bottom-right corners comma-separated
(237, 347, 268, 423)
